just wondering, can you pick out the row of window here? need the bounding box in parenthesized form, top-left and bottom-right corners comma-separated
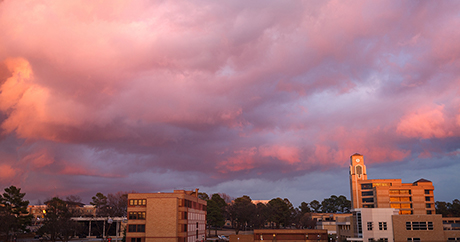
(129, 199, 146, 206)
(406, 221, 433, 230)
(181, 199, 207, 211)
(391, 203, 412, 209)
(129, 211, 146, 220)
(181, 222, 201, 232)
(362, 191, 373, 196)
(366, 222, 387, 231)
(128, 224, 146, 232)
(362, 198, 374, 203)
(368, 238, 388, 242)
(390, 197, 411, 202)
(389, 189, 411, 195)
(407, 238, 420, 242)
(361, 182, 395, 190)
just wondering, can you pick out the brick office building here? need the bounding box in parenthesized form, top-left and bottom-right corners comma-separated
(349, 153, 435, 215)
(127, 189, 207, 242)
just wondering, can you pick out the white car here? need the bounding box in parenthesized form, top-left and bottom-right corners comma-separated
(218, 235, 229, 241)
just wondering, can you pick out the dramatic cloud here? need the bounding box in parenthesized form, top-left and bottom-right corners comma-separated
(0, 0, 460, 205)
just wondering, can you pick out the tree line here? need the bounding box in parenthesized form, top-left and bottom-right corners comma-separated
(435, 199, 460, 217)
(0, 186, 129, 242)
(201, 193, 351, 235)
(2, 185, 460, 241)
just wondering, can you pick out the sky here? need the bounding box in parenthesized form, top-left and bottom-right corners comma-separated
(1, 0, 460, 207)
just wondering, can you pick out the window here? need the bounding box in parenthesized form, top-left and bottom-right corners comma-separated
(379, 222, 387, 230)
(426, 203, 432, 208)
(407, 238, 420, 242)
(400, 210, 413, 215)
(362, 191, 374, 196)
(131, 238, 141, 242)
(406, 221, 433, 230)
(381, 239, 388, 242)
(361, 183, 373, 189)
(425, 189, 431, 195)
(401, 203, 411, 209)
(128, 225, 145, 232)
(368, 239, 374, 242)
(391, 204, 401, 208)
(427, 210, 432, 215)
(425, 196, 431, 202)
(183, 224, 187, 232)
(362, 197, 374, 203)
(356, 212, 362, 234)
(196, 222, 198, 228)
(129, 199, 146, 206)
(367, 222, 373, 231)
(356, 165, 363, 177)
(129, 212, 146, 220)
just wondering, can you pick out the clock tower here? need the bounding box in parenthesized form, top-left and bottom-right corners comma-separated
(349, 153, 367, 208)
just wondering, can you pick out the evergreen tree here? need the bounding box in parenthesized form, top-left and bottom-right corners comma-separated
(0, 186, 33, 242)
(38, 197, 81, 242)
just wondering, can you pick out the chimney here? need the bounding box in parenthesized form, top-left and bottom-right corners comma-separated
(195, 188, 199, 197)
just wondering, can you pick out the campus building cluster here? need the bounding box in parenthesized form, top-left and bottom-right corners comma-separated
(22, 153, 460, 242)
(334, 153, 460, 242)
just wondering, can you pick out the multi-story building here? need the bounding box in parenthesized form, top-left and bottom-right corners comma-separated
(349, 153, 435, 215)
(126, 189, 207, 242)
(339, 153, 460, 242)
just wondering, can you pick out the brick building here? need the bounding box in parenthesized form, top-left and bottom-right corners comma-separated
(127, 189, 207, 242)
(349, 153, 435, 215)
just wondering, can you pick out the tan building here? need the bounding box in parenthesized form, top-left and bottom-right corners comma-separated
(349, 153, 435, 215)
(313, 213, 352, 235)
(126, 189, 207, 242)
(229, 229, 328, 242)
(339, 153, 460, 242)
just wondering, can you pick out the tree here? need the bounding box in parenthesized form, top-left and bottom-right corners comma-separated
(267, 198, 294, 229)
(38, 197, 81, 242)
(299, 202, 311, 214)
(198, 192, 209, 201)
(253, 202, 269, 229)
(309, 200, 321, 212)
(449, 199, 460, 217)
(206, 194, 227, 236)
(321, 195, 339, 213)
(436, 201, 450, 217)
(436, 199, 460, 217)
(336, 195, 351, 213)
(298, 212, 316, 229)
(0, 186, 33, 242)
(320, 195, 351, 213)
(65, 195, 82, 203)
(107, 192, 128, 217)
(91, 192, 109, 216)
(228, 195, 255, 234)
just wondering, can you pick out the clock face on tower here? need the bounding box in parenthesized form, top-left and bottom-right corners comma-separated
(356, 158, 360, 163)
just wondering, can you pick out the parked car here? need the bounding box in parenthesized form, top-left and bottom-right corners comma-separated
(218, 235, 229, 241)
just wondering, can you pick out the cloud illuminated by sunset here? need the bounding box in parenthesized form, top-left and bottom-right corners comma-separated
(0, 0, 459, 204)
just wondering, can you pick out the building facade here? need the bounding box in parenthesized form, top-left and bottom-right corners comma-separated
(349, 153, 435, 215)
(126, 189, 207, 242)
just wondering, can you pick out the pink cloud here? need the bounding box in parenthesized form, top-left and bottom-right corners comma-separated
(0, 1, 459, 203)
(0, 164, 16, 181)
(259, 145, 301, 164)
(397, 105, 451, 139)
